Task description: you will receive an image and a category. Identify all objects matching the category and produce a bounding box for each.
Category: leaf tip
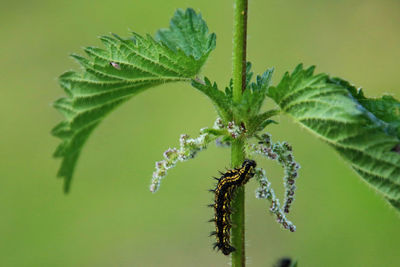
[63,178,71,194]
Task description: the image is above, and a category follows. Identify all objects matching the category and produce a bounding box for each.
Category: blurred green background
[1,0,400,266]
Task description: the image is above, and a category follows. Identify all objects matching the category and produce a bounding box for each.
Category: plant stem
[231,139,245,266]
[232,0,248,100]
[231,0,248,266]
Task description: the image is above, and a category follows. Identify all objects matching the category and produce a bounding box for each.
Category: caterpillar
[209,159,257,255]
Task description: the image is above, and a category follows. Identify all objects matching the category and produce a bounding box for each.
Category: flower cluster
[150,117,230,193]
[248,133,300,214]
[150,131,211,193]
[212,117,247,147]
[226,120,246,139]
[213,117,225,130]
[254,168,296,232]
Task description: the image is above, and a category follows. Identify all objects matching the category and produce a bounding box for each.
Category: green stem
[231,0,248,266]
[231,139,245,266]
[232,0,248,101]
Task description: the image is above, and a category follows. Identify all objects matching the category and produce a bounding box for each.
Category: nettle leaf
[236,63,273,117]
[156,8,216,65]
[331,78,400,138]
[268,64,400,211]
[191,77,232,120]
[247,109,279,135]
[192,63,276,134]
[52,8,216,192]
[239,65,275,134]
[231,63,276,134]
[192,64,255,121]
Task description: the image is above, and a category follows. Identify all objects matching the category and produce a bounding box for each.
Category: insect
[209,159,257,255]
[109,61,121,70]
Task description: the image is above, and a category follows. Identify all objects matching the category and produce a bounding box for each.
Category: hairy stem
[232,0,248,100]
[231,139,245,266]
[231,0,248,266]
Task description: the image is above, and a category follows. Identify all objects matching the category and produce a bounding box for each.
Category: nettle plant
[52,2,400,266]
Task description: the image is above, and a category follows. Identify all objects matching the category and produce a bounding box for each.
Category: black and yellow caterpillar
[209,159,257,255]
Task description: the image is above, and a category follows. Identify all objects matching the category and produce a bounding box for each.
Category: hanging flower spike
[150,133,211,193]
[249,133,300,214]
[150,118,225,193]
[254,168,296,232]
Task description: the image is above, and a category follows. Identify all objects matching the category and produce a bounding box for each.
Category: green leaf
[191,77,232,120]
[52,8,216,193]
[224,63,274,121]
[156,8,216,64]
[239,64,275,133]
[248,110,279,135]
[192,63,276,132]
[239,64,274,118]
[331,77,400,138]
[268,64,400,211]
